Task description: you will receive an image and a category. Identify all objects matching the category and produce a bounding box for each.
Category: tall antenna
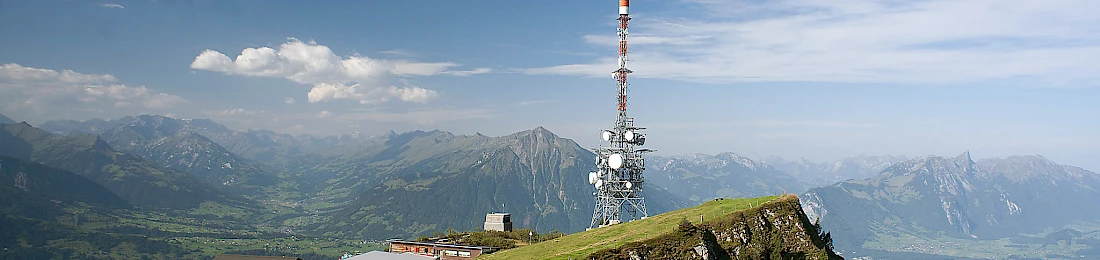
[589,0,653,229]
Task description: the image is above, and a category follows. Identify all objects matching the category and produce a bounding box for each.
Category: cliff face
[589,194,842,260]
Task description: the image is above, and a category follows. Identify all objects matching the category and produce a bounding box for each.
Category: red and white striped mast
[615,0,631,116]
[590,0,652,229]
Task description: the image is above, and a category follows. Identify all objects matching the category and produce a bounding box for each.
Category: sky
[1,0,1098,171]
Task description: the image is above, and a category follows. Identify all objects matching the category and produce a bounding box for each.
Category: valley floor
[856,220,1100,259]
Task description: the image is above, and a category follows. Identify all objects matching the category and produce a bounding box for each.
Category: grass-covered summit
[483,194,840,259]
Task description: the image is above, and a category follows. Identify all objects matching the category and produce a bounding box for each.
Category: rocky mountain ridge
[765,155,908,187]
[314,126,689,239]
[0,113,14,124]
[802,151,1100,258]
[647,152,807,203]
[97,115,280,196]
[40,116,382,169]
[0,122,247,209]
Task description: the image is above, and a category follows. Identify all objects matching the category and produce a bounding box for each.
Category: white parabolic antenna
[626,181,633,189]
[589,172,598,184]
[602,131,612,142]
[609,153,624,169]
[624,131,634,141]
[595,179,604,188]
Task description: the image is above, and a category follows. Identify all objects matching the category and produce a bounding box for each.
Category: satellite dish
[636,135,645,146]
[595,179,604,188]
[589,172,598,184]
[601,131,612,142]
[609,153,624,169]
[625,181,633,189]
[624,131,634,141]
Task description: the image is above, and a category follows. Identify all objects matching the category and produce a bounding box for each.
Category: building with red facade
[386,240,499,259]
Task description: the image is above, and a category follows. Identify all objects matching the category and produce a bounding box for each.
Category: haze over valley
[2,1,1099,259]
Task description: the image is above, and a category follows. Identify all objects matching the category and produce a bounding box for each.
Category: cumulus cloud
[99,3,125,9]
[191,38,487,104]
[190,39,398,84]
[317,110,333,118]
[306,82,437,104]
[0,63,189,121]
[527,0,1100,86]
[284,97,296,104]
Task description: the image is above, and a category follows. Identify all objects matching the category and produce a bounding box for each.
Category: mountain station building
[386,240,499,259]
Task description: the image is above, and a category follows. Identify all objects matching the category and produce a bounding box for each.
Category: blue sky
[1,0,1098,171]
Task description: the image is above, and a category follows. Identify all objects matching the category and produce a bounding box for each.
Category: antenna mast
[589,0,653,229]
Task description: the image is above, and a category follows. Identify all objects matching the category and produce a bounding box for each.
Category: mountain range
[646,153,807,203]
[28,115,693,239]
[40,116,378,171]
[765,155,908,187]
[8,111,1100,259]
[0,122,248,209]
[97,115,283,196]
[311,127,690,238]
[803,152,1100,258]
[0,113,14,124]
[0,155,128,219]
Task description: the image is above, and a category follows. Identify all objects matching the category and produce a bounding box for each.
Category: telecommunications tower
[588,0,653,229]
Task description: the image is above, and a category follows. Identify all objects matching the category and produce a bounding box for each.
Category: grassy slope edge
[481,196,780,260]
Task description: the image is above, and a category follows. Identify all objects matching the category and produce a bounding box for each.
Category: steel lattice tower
[588,0,653,229]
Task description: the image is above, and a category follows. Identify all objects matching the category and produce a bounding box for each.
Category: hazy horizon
[2,0,1097,171]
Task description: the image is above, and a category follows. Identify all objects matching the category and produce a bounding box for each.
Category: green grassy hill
[481,196,779,260]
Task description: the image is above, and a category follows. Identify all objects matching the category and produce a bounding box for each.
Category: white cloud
[527,0,1100,86]
[441,68,493,76]
[317,110,333,118]
[379,49,417,57]
[392,61,458,76]
[306,82,437,104]
[218,108,264,116]
[284,97,296,104]
[191,38,486,104]
[0,63,117,83]
[0,63,189,121]
[99,3,125,9]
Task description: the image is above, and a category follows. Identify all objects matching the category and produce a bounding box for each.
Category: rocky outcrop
[589,194,842,260]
